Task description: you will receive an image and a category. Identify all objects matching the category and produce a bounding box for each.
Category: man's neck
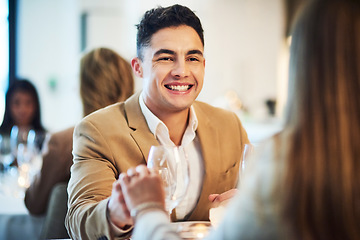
[158,109,189,146]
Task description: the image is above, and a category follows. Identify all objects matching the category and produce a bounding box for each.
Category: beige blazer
[66,92,249,240]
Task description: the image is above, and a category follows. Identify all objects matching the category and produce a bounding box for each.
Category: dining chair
[40,182,69,239]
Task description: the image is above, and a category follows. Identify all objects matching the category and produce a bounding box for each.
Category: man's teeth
[166,85,191,91]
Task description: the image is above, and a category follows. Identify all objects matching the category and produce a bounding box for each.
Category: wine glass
[147,145,190,215]
[0,134,13,172]
[239,143,254,183]
[10,125,40,189]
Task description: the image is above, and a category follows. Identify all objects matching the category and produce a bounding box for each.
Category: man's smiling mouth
[165,84,193,91]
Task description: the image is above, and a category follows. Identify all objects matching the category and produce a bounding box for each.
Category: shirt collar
[139,93,162,137]
[139,92,198,145]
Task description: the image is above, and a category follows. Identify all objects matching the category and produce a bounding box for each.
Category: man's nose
[171,60,189,78]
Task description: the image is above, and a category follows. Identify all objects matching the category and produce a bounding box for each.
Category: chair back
[40,182,69,239]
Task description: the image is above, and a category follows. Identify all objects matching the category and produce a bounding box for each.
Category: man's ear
[131,57,143,78]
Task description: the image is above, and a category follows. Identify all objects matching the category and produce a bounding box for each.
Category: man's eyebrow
[154,49,175,56]
[153,49,204,57]
[187,50,203,56]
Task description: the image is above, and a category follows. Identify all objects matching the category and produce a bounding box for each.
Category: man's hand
[209,189,238,207]
[107,179,133,229]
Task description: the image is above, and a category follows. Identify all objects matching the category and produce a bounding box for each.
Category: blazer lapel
[124,92,159,163]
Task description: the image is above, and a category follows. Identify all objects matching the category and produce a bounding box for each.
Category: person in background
[0,79,46,165]
[118,0,360,239]
[0,79,46,141]
[66,4,249,240]
[24,47,134,216]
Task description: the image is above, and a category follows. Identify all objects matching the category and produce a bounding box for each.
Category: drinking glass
[0,134,13,172]
[10,125,40,189]
[239,144,254,183]
[147,145,190,215]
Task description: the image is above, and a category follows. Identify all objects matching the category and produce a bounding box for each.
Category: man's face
[134,25,205,118]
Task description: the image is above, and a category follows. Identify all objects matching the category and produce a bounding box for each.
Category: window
[0,0,9,119]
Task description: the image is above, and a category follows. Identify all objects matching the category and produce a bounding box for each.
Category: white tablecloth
[0,169,45,240]
[0,195,28,214]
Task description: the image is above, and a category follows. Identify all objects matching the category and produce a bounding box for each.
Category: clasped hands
[107,165,165,229]
[107,164,238,229]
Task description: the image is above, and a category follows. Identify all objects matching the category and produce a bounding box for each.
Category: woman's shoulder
[54,127,75,137]
[47,127,75,147]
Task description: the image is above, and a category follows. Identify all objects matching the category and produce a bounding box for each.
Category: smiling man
[66,4,249,240]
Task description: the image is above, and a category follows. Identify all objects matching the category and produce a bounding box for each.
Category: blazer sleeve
[65,99,153,240]
[65,119,120,240]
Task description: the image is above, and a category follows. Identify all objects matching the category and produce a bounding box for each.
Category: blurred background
[1,0,305,143]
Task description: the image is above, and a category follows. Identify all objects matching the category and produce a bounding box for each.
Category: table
[0,168,45,240]
[0,214,45,240]
[0,195,28,214]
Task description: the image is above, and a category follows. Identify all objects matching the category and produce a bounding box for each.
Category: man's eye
[158,57,173,61]
[188,57,199,62]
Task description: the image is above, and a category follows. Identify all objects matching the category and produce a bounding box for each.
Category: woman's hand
[119,165,165,213]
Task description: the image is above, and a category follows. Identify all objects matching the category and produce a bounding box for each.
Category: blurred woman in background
[0,79,45,135]
[0,79,46,165]
[25,47,135,216]
[118,0,360,239]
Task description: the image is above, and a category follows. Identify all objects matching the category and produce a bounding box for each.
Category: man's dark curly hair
[136,4,204,60]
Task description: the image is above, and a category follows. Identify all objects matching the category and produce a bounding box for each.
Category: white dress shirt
[139,93,204,219]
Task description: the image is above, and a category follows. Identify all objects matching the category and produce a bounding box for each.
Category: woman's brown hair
[80,47,134,116]
[280,0,360,239]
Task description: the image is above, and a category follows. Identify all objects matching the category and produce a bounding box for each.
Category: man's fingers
[208,194,219,202]
[128,168,138,177]
[112,180,122,192]
[135,164,149,177]
[220,189,238,201]
[119,172,130,184]
[209,189,238,204]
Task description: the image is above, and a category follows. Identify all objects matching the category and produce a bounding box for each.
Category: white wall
[16,0,287,135]
[17,0,81,132]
